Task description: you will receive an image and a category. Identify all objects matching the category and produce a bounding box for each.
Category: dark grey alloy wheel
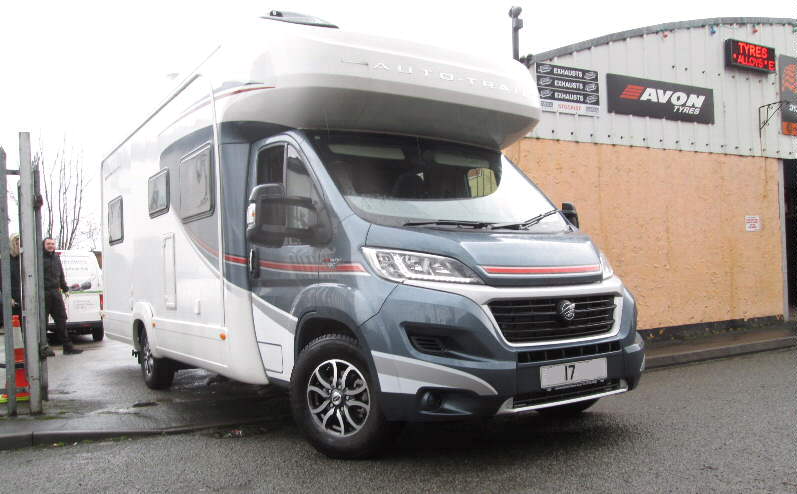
[290,334,397,459]
[139,328,175,390]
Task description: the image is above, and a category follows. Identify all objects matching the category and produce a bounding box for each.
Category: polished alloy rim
[142,338,154,377]
[307,359,370,437]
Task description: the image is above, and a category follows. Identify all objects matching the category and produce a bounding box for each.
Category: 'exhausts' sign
[606,74,714,124]
[536,63,600,117]
[779,55,797,136]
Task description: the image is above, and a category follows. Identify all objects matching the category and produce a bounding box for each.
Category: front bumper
[362,280,644,421]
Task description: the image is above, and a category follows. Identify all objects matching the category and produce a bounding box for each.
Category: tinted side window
[108,196,124,244]
[148,169,170,217]
[285,146,319,232]
[179,146,214,221]
[257,145,284,185]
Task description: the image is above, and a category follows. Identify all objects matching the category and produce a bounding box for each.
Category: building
[507,17,797,338]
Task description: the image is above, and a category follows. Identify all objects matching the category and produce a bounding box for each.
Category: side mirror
[246,183,326,246]
[561,202,579,228]
[247,183,287,247]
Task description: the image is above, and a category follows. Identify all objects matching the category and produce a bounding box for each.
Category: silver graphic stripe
[372,351,497,396]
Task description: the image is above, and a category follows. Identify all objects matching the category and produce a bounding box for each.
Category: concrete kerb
[0,418,272,451]
[644,336,796,369]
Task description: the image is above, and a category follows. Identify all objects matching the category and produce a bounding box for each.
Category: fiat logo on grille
[557,300,576,322]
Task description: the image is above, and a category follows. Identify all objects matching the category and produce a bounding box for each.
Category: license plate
[540,358,607,389]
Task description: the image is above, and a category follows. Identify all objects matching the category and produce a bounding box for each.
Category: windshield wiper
[490,209,561,230]
[403,219,494,229]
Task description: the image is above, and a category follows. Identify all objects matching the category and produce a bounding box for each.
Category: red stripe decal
[220,86,275,97]
[320,264,366,273]
[258,261,366,273]
[224,254,247,264]
[482,265,601,275]
[260,260,317,272]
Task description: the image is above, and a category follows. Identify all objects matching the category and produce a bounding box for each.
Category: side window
[179,145,214,222]
[285,145,319,232]
[256,145,286,227]
[108,196,124,245]
[256,145,284,185]
[254,143,321,244]
[148,169,170,218]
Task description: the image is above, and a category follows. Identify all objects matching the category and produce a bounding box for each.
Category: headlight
[362,248,483,284]
[599,251,614,280]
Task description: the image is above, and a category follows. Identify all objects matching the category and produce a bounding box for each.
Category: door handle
[249,249,260,279]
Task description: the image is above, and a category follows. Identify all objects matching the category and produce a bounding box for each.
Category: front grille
[513,379,623,408]
[518,341,621,363]
[488,294,616,344]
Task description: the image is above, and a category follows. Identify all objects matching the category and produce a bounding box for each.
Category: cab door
[246,136,326,373]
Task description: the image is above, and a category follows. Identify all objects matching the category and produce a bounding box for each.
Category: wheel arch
[295,310,367,357]
[131,301,156,352]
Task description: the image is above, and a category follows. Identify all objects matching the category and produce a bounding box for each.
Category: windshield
[308,132,569,233]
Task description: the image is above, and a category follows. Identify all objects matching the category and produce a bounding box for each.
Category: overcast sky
[0,0,794,241]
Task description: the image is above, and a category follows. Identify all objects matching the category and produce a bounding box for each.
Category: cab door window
[255,143,322,244]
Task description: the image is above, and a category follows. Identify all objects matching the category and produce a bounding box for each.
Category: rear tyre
[290,334,396,459]
[92,325,104,342]
[139,328,175,390]
[537,398,598,417]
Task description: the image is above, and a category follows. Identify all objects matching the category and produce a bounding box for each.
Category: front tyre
[290,334,395,459]
[139,328,175,390]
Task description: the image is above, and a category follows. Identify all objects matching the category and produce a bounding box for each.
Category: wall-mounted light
[709,25,717,35]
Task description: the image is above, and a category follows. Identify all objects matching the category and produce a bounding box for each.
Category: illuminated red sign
[725,39,776,73]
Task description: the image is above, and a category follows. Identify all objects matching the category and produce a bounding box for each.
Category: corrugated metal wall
[529,19,796,159]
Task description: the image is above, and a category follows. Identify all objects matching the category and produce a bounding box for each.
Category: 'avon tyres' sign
[606,74,714,124]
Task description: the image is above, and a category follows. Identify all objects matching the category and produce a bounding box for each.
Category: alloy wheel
[306,359,370,437]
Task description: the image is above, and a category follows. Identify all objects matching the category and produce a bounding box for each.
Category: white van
[49,250,104,342]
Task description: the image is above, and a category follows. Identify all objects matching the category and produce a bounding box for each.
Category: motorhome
[101,12,644,458]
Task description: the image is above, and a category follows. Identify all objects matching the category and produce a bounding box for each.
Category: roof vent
[262,10,338,29]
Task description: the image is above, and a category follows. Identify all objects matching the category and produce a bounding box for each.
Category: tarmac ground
[1,324,795,450]
[0,347,794,493]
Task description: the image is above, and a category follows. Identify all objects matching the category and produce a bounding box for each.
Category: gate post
[0,147,17,415]
[19,132,44,414]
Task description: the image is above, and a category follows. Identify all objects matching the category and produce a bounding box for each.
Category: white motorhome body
[101,16,539,385]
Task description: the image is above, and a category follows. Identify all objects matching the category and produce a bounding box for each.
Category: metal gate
[1,132,48,415]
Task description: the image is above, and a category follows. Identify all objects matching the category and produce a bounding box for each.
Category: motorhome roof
[206,18,541,149]
[104,16,541,161]
[261,10,338,29]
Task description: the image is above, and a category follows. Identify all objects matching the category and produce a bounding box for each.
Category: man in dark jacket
[43,237,82,355]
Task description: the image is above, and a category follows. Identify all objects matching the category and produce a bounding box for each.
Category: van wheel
[290,334,395,459]
[139,329,175,390]
[92,325,104,342]
[537,398,598,417]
